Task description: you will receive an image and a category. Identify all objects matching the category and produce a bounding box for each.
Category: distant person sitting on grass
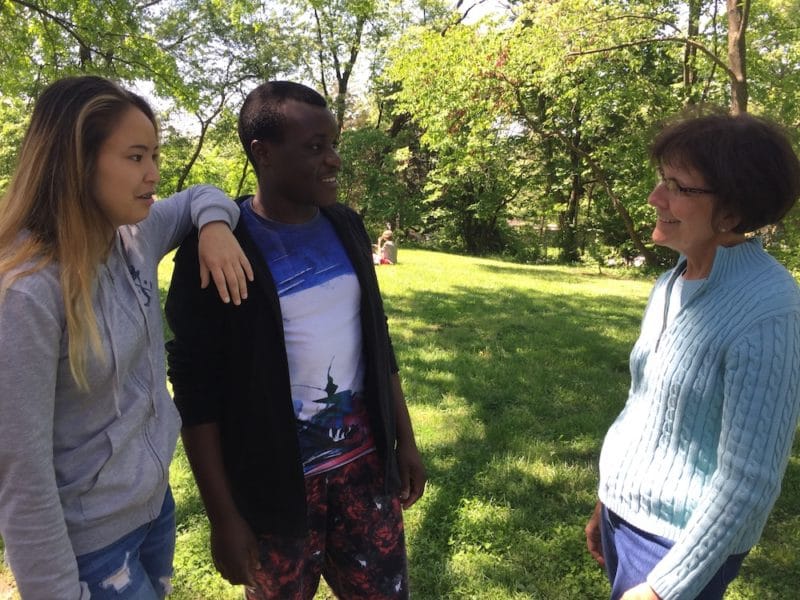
[378,229,397,264]
[585,110,800,600]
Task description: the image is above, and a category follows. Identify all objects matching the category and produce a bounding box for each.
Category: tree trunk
[582,153,659,266]
[726,0,749,114]
[235,158,250,198]
[176,119,209,192]
[511,84,657,265]
[683,0,700,100]
[560,147,583,263]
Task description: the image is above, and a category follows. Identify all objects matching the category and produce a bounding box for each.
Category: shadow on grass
[387,281,800,599]
[388,283,642,598]
[733,449,800,598]
[475,262,659,282]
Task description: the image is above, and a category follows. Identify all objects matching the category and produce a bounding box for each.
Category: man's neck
[251,190,319,224]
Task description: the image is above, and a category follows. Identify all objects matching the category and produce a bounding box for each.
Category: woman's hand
[621,583,661,600]
[585,500,605,567]
[198,222,254,305]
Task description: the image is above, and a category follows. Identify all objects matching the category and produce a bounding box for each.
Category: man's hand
[585,500,605,567]
[396,439,426,509]
[198,221,254,305]
[209,513,261,586]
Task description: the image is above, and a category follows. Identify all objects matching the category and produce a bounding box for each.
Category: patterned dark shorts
[246,451,408,600]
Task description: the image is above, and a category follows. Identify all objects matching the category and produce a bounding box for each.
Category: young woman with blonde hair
[0,75,252,599]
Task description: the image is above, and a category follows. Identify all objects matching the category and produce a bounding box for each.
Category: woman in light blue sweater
[585,112,800,600]
[0,77,252,598]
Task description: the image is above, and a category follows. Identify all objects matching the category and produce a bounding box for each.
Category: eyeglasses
[657,169,715,196]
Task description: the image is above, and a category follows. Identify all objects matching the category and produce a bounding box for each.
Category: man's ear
[251,139,269,167]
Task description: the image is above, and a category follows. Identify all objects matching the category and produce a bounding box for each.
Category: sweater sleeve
[0,286,89,599]
[648,311,800,599]
[137,184,239,259]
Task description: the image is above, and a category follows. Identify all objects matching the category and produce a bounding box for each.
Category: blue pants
[76,488,176,599]
[600,506,747,600]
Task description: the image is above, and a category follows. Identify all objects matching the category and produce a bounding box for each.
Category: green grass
[3,247,799,599]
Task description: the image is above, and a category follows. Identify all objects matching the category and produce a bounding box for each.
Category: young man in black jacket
[165,81,425,599]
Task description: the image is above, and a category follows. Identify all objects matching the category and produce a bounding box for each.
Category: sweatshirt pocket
[79,416,162,523]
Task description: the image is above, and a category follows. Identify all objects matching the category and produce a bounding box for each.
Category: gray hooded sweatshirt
[0,185,238,598]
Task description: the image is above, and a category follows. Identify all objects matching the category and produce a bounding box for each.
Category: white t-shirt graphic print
[242,203,374,475]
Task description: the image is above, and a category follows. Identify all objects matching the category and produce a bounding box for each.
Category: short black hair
[650,110,800,233]
[238,81,327,167]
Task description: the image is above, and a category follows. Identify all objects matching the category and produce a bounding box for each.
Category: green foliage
[765,204,800,277]
[745,0,800,126]
[486,0,683,262]
[338,127,412,229]
[379,0,800,264]
[386,23,535,254]
[159,110,255,198]
[0,97,27,194]
[0,0,297,201]
[0,0,180,96]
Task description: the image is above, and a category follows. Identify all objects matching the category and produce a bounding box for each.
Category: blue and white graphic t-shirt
[242,201,374,476]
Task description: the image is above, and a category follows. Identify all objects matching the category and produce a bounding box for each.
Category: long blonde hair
[0,76,158,389]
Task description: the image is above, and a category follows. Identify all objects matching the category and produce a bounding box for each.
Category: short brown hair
[650,111,800,233]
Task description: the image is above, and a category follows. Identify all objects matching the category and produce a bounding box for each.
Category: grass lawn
[2,247,799,599]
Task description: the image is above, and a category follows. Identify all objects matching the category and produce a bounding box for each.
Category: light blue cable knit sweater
[598,238,800,600]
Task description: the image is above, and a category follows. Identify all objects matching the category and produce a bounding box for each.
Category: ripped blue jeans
[76,488,175,599]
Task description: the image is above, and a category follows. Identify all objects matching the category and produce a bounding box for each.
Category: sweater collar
[675,237,763,286]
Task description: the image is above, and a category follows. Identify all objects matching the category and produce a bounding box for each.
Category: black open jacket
[165,199,400,537]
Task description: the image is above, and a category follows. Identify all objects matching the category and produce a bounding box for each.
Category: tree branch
[568,36,737,82]
[12,0,91,54]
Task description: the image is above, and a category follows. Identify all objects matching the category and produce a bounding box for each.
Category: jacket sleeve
[648,311,800,599]
[165,228,229,426]
[137,184,240,260]
[0,285,89,599]
[345,208,399,373]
